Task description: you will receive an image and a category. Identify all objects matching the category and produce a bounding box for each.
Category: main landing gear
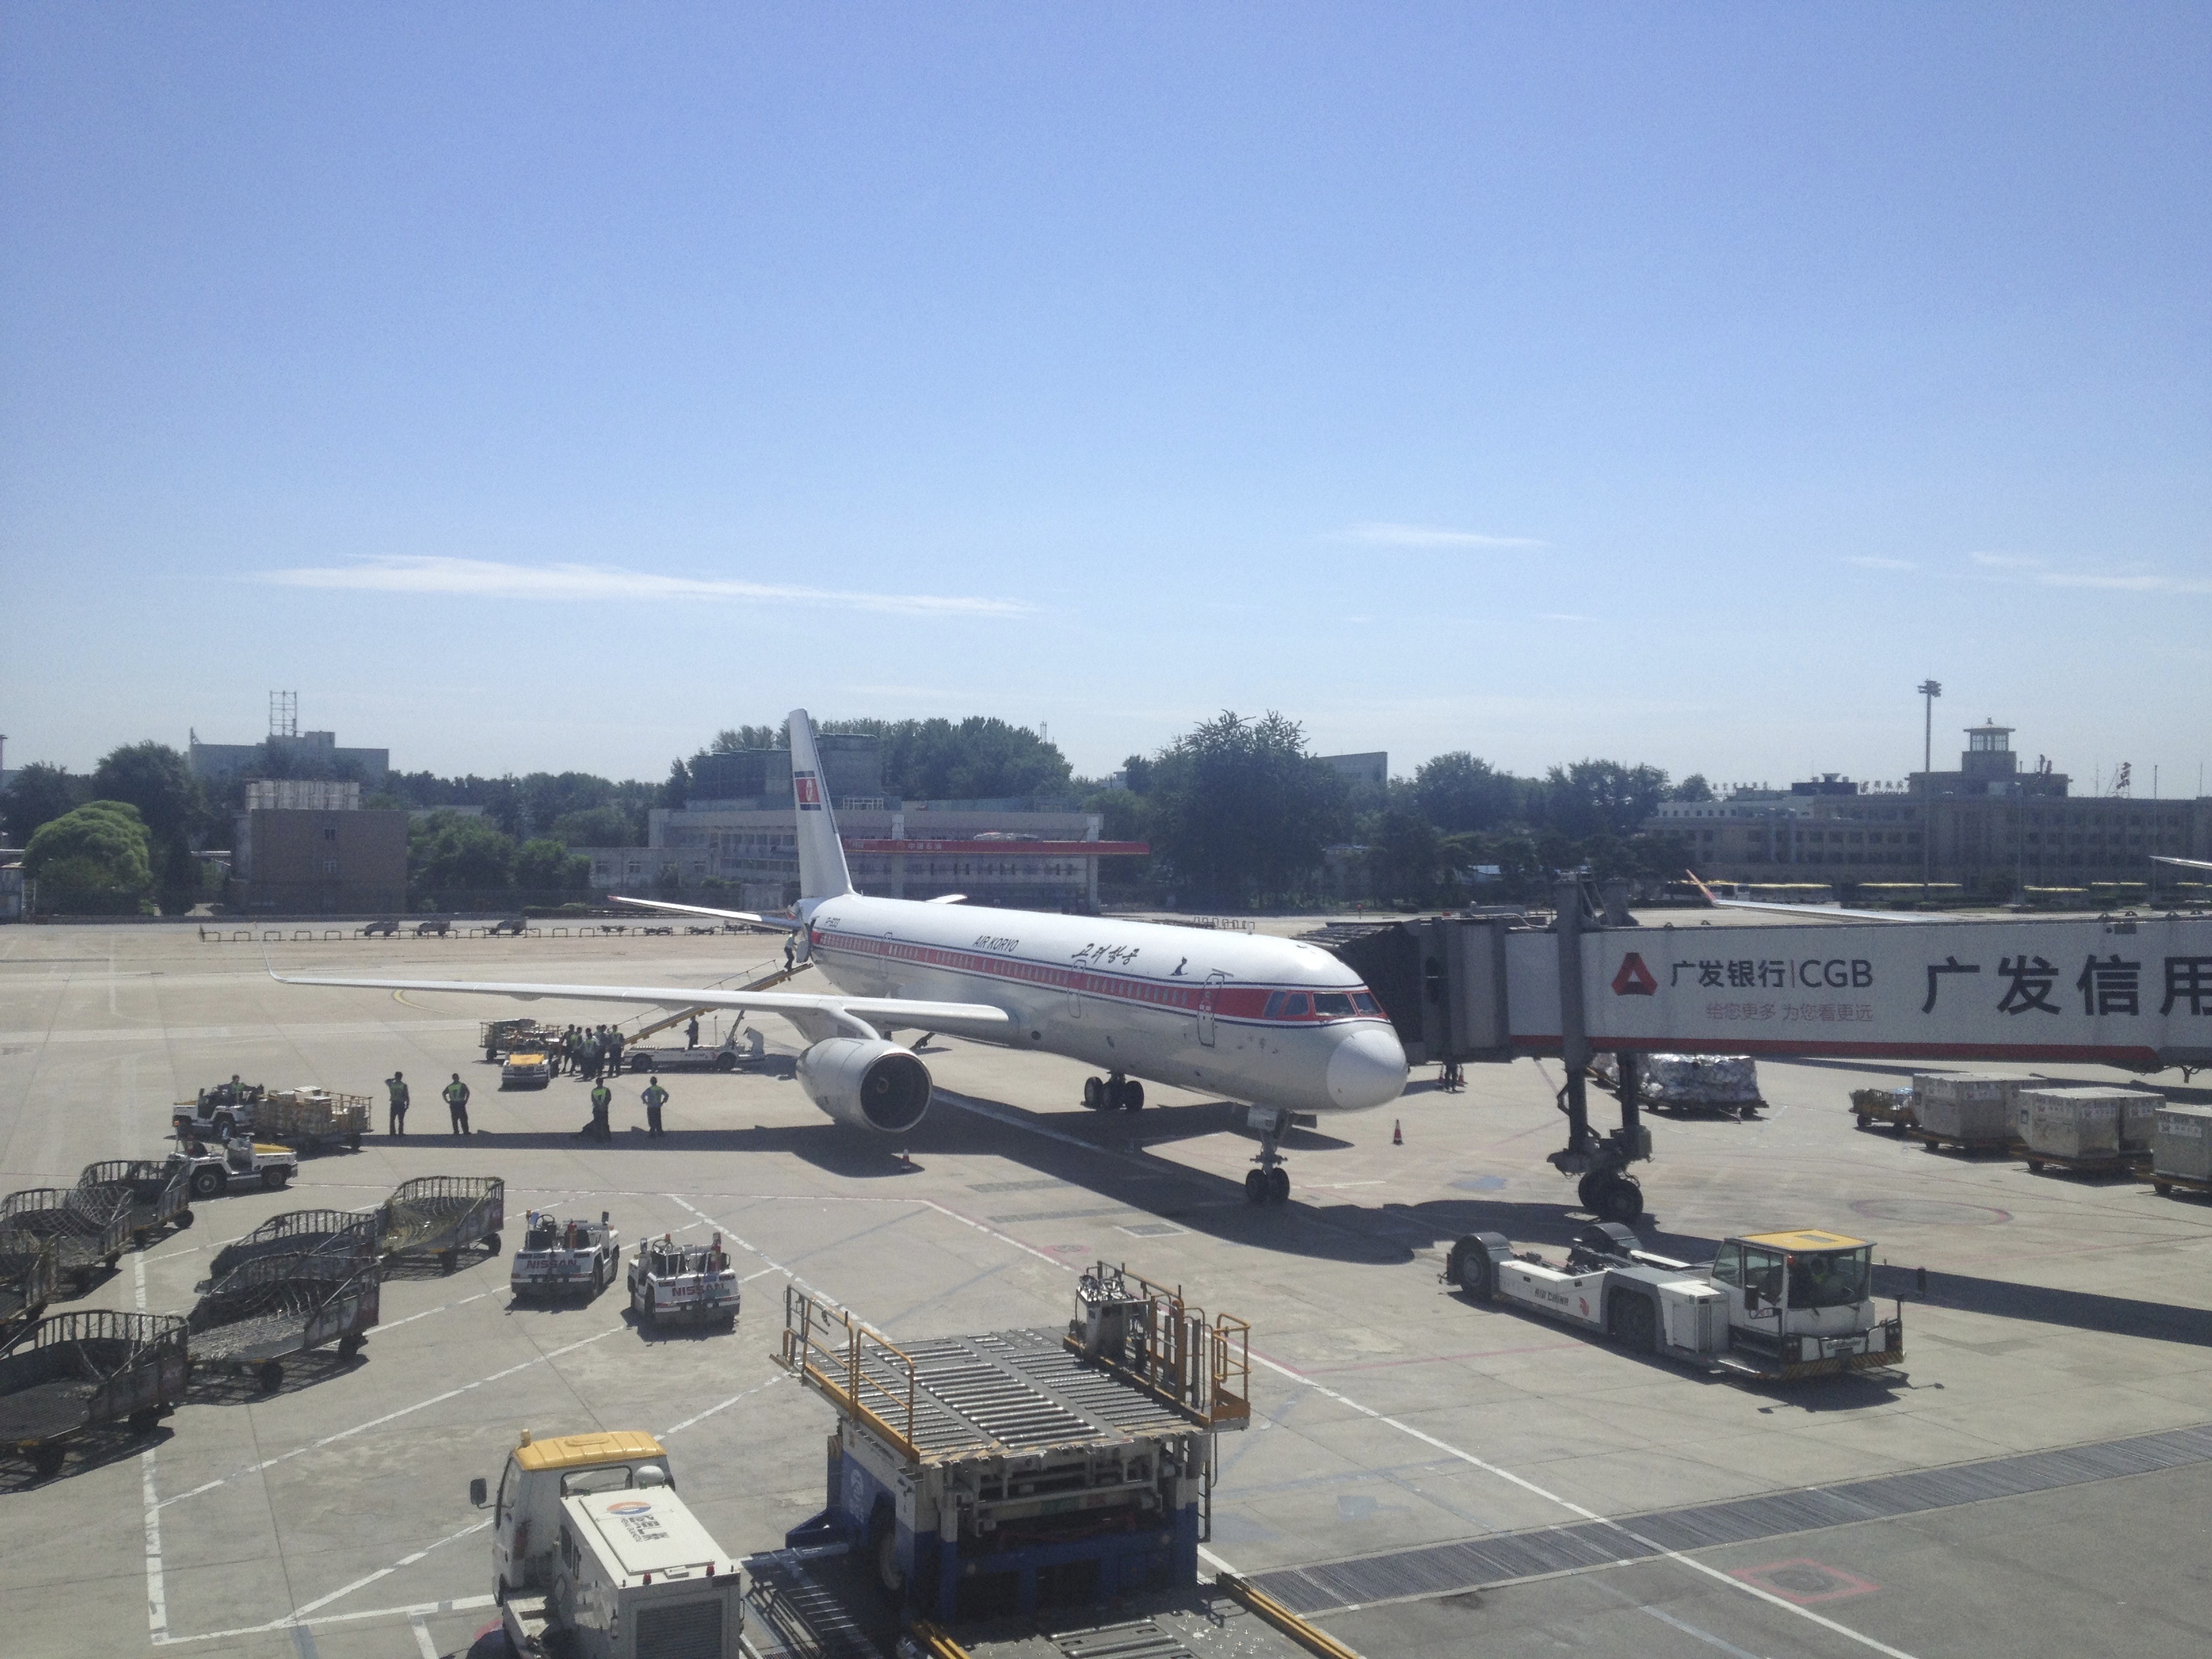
[1081,1071,1145,1112]
[1243,1106,1292,1206]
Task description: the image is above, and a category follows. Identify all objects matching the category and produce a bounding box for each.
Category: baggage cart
[1615,1053,1765,1120]
[0,1187,130,1289]
[480,1017,548,1063]
[75,1160,194,1246]
[378,1176,505,1273]
[0,1310,189,1479]
[1850,1086,1917,1135]
[626,1029,768,1073]
[209,1208,381,1282]
[257,1088,370,1154]
[1,1232,58,1340]
[185,1250,380,1393]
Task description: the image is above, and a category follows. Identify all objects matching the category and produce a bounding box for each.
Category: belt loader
[476,1429,744,1659]
[1448,1223,1904,1381]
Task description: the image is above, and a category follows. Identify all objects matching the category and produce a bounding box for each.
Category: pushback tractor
[1448,1223,1904,1382]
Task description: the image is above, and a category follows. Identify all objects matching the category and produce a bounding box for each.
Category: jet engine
[798,1038,933,1133]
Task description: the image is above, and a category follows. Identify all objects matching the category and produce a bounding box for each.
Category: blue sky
[3,4,2207,794]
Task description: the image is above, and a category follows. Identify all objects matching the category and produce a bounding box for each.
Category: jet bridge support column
[1546,878,1650,1225]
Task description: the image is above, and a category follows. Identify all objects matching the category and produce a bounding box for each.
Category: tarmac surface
[4,918,2212,1659]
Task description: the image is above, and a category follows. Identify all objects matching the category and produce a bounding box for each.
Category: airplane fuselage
[800,893,1410,1116]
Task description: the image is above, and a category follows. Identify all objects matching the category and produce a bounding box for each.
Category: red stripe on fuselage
[811,929,1387,1028]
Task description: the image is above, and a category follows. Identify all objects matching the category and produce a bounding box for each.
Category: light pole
[1917,680,1942,896]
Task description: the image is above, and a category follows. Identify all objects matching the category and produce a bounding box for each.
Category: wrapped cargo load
[2019,1088,2127,1162]
[1912,1074,2018,1143]
[2118,1092,2163,1153]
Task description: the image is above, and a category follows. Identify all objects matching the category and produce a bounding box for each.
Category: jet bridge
[1330,887,2212,1222]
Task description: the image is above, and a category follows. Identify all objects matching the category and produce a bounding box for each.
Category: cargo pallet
[2152,1170,2212,1200]
[0,1310,188,1479]
[2022,1149,2153,1178]
[775,1263,1250,1624]
[1904,1128,2016,1158]
[210,1208,381,1282]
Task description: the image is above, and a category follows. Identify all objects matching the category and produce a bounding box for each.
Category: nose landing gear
[1241,1105,1294,1205]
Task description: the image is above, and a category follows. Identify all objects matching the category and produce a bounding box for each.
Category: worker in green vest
[386,1071,409,1136]
[640,1077,669,1138]
[581,1080,613,1141]
[443,1072,472,1136]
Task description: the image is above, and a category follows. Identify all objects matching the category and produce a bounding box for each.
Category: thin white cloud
[256,555,1033,617]
[1969,551,2045,569]
[1345,522,1548,550]
[1844,556,1915,571]
[2036,571,2212,594]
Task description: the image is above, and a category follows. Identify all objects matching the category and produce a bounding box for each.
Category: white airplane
[275,710,1409,1203]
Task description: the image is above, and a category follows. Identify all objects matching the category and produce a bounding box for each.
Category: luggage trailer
[1448,1223,1906,1382]
[775,1264,1250,1622]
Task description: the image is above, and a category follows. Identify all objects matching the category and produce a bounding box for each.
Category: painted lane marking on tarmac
[163,1594,497,1646]
[153,1325,624,1512]
[137,1252,169,1645]
[283,1515,494,1624]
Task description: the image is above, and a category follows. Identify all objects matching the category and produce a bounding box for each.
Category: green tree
[1413,752,1527,833]
[24,801,155,913]
[514,838,592,892]
[408,811,516,893]
[91,741,205,912]
[1,762,87,845]
[1368,806,1443,907]
[550,805,642,847]
[1534,760,1671,841]
[710,724,782,753]
[1147,712,1348,908]
[1668,773,1715,802]
[877,718,1071,801]
[661,758,691,808]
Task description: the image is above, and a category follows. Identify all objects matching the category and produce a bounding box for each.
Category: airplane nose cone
[1327,1024,1410,1110]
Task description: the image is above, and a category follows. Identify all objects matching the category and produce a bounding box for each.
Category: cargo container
[2152,1103,2212,1197]
[1911,1074,2018,1144]
[2019,1088,2144,1172]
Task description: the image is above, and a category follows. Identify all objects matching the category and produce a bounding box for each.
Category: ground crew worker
[640,1077,669,1137]
[583,1080,613,1141]
[443,1071,472,1136]
[386,1071,410,1136]
[685,1015,700,1050]
[783,937,796,974]
[607,1029,626,1075]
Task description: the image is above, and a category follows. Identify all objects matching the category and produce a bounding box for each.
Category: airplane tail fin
[788,708,855,901]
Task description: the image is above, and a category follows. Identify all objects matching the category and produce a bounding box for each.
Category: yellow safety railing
[775,1284,920,1462]
[1070,1263,1250,1429]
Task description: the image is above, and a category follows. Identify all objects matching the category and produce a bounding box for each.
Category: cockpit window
[1311,993,1354,1018]
[1351,991,1382,1016]
[1280,993,1310,1018]
[1263,992,1286,1019]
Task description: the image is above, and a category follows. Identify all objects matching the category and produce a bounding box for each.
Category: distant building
[687,735,883,806]
[581,801,1143,912]
[190,729,390,787]
[1321,752,1389,792]
[1651,723,2211,894]
[231,796,407,914]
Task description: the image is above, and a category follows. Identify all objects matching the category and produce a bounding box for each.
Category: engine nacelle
[798,1038,933,1133]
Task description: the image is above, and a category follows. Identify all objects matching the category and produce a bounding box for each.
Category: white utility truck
[1447,1222,1904,1381]
[510,1212,621,1302]
[626,1233,739,1328]
[478,1429,743,1659]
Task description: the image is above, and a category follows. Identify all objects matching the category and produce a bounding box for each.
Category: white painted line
[1243,1347,1921,1659]
[409,1613,440,1659]
[661,1373,785,1439]
[285,1516,492,1622]
[377,1290,493,1330]
[157,1326,624,1511]
[164,1593,497,1645]
[135,1252,171,1645]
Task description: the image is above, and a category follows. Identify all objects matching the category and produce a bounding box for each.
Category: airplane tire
[1592,1176,1644,1226]
[1244,1170,1265,1205]
[1082,1078,1105,1111]
[1575,1172,1600,1211]
[1122,1081,1145,1111]
[1267,1168,1290,1204]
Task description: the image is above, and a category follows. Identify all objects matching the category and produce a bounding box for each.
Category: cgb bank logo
[1611,953,1658,996]
[794,771,823,811]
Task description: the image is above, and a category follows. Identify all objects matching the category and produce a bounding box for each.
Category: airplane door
[1197,972,1227,1047]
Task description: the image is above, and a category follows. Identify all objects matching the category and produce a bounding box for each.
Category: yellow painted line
[1214,1572,1366,1659]
[907,1619,972,1659]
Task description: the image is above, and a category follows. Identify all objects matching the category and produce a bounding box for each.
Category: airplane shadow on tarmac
[405,1083,2212,1353]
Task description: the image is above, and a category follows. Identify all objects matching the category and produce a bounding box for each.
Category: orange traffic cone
[1392,1119,1403,1145]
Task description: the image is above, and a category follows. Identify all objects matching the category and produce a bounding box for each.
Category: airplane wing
[270,970,1010,1045]
[611,894,804,931]
[1685,869,1934,923]
[2154,856,2212,874]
